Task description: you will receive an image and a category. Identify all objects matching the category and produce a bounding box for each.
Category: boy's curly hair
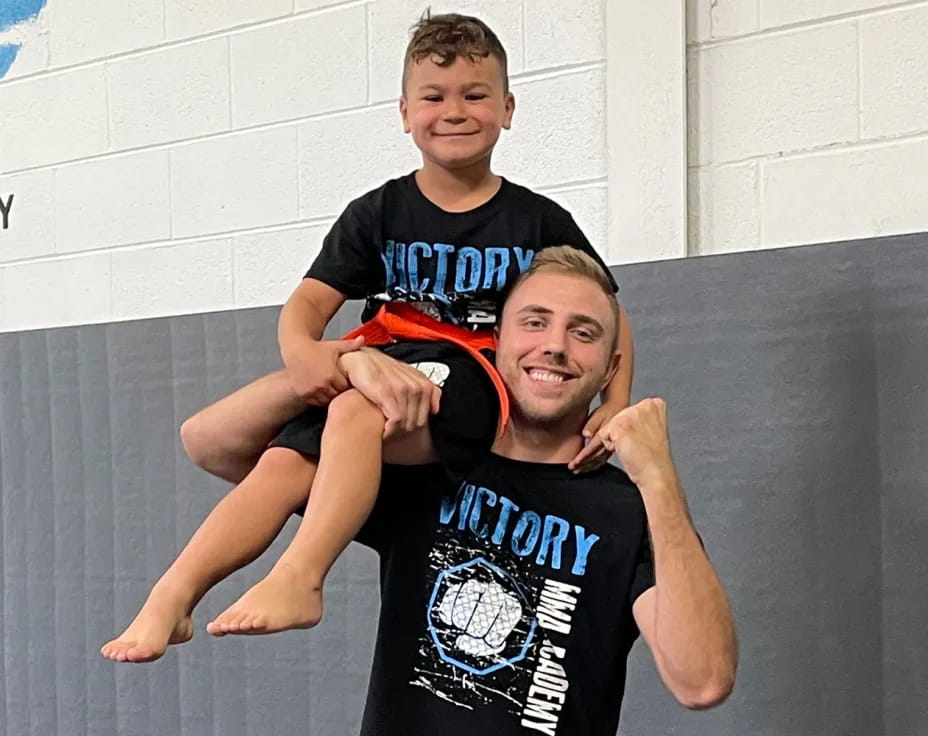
[402,10,509,94]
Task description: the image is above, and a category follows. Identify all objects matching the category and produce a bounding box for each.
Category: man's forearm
[640,470,737,705]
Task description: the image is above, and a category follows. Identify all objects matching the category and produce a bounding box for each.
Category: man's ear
[493,325,500,349]
[399,97,410,133]
[600,350,621,392]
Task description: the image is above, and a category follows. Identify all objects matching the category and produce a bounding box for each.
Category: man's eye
[573,329,594,341]
[525,319,544,329]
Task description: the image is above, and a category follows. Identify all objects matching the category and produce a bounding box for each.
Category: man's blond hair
[506,246,620,351]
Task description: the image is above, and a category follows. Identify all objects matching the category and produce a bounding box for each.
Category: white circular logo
[412,361,451,387]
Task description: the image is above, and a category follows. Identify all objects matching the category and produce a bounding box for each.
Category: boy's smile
[400,55,515,171]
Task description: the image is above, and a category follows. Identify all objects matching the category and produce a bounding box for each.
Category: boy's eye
[424,95,442,102]
[466,94,488,101]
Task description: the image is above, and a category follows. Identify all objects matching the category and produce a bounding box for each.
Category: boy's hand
[568,400,626,473]
[338,349,441,437]
[285,336,365,405]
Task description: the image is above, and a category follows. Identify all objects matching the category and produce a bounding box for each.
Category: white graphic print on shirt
[412,480,601,735]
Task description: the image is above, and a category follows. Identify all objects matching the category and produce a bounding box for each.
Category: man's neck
[491,414,585,465]
[415,160,500,212]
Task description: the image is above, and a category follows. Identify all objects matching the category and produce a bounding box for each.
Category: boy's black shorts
[269,340,499,479]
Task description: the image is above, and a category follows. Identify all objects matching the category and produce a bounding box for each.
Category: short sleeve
[355,464,438,552]
[355,473,394,552]
[305,194,384,299]
[540,200,619,293]
[629,524,655,607]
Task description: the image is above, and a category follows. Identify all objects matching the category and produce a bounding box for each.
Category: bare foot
[101,584,194,663]
[207,563,322,636]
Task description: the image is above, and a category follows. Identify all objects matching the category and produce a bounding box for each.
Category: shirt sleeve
[629,524,656,607]
[355,464,436,552]
[354,509,385,552]
[354,463,407,552]
[305,193,384,299]
[540,200,620,293]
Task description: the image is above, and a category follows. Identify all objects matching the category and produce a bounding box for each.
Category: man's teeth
[529,370,565,383]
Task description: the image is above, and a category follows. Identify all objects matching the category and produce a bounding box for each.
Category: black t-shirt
[306,173,618,326]
[357,454,655,736]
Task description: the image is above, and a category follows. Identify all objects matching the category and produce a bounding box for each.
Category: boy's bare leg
[208,389,434,636]
[180,370,307,484]
[101,447,317,663]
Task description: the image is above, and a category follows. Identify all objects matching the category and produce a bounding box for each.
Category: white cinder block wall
[0,0,609,331]
[1,1,927,332]
[688,0,928,255]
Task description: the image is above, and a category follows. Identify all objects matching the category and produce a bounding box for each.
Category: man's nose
[541,331,568,360]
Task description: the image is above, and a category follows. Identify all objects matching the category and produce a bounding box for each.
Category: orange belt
[342,303,509,435]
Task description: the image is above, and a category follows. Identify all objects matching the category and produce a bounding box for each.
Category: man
[347,247,737,734]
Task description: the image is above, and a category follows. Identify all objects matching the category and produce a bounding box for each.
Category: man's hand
[596,398,676,488]
[284,336,365,405]
[338,348,441,437]
[568,400,626,473]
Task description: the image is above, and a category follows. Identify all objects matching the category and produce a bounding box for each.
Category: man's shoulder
[578,463,643,502]
[380,462,452,494]
[470,454,639,498]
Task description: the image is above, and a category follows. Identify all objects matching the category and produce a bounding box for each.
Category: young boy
[102,11,634,663]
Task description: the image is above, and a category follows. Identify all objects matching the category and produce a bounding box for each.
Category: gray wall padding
[1,233,926,736]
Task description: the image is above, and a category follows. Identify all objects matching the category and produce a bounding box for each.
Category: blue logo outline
[426,556,537,676]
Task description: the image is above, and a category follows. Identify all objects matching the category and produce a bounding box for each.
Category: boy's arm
[538,200,630,472]
[569,303,634,472]
[278,278,361,406]
[604,303,633,407]
[281,191,382,405]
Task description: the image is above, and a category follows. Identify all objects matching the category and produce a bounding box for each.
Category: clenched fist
[597,398,675,488]
[437,578,522,658]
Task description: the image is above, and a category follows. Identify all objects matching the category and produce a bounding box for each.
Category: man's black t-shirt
[357,455,655,736]
[306,173,618,327]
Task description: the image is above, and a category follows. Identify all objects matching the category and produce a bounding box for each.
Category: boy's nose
[442,100,467,122]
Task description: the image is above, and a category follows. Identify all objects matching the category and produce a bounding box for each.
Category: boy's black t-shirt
[306,173,618,327]
[356,454,655,736]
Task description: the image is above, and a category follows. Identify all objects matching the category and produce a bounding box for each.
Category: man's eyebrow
[516,305,605,332]
[570,314,606,334]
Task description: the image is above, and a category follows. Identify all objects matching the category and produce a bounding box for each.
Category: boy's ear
[399,97,411,133]
[502,92,515,130]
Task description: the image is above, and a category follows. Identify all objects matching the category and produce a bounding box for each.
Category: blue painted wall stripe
[0,0,47,33]
[0,44,21,78]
